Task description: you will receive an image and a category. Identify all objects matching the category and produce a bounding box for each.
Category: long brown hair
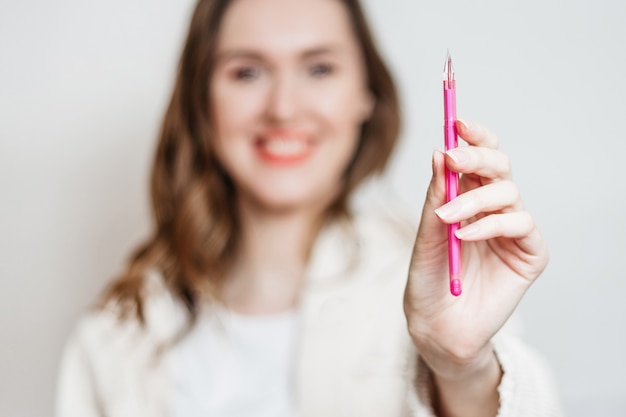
[101,0,401,324]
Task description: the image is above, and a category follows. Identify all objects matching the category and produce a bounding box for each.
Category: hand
[404,119,549,383]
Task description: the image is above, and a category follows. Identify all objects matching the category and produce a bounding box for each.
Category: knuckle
[519,211,535,231]
[502,180,519,200]
[502,153,512,174]
[488,129,500,148]
[491,180,518,206]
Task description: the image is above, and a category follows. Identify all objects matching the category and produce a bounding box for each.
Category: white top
[55,208,563,416]
[171,309,298,417]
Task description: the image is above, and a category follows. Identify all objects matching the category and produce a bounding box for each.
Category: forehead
[216,0,357,54]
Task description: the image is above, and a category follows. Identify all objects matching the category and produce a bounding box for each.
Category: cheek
[310,82,370,130]
[209,88,255,172]
[310,86,366,174]
[211,83,266,135]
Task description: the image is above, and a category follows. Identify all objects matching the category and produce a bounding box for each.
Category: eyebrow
[214,45,345,64]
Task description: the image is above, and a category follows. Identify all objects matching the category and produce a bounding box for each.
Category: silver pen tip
[443,49,454,80]
[444,50,453,71]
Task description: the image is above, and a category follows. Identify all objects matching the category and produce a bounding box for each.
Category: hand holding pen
[403,51,550,413]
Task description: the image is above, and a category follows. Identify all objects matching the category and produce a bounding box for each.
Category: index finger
[456,119,499,149]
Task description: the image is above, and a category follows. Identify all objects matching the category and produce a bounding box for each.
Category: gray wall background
[1,0,624,415]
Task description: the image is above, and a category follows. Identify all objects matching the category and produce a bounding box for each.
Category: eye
[232,66,261,81]
[309,63,334,78]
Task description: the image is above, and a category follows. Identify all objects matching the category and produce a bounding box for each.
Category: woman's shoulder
[67,271,185,360]
[57,271,181,414]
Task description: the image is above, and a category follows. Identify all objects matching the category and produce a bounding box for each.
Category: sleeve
[406,333,563,417]
[491,334,563,417]
[55,328,103,417]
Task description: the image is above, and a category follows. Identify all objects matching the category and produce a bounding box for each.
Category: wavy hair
[101,0,401,324]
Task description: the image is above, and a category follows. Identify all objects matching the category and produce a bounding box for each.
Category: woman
[56,0,561,416]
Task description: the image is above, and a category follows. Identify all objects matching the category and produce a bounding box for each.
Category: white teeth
[263,139,307,157]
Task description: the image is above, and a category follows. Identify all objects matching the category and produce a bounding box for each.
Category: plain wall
[1,0,625,415]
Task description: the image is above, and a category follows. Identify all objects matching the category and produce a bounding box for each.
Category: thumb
[406,149,450,307]
[415,149,448,250]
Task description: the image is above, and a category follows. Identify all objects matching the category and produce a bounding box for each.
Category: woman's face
[211,0,373,213]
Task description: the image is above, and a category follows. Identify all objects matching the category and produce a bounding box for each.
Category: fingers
[436,120,535,249]
[447,120,510,183]
[454,211,535,241]
[434,180,522,223]
[456,119,499,149]
[446,146,511,181]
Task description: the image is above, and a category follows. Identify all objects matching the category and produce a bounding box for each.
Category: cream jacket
[56,209,562,416]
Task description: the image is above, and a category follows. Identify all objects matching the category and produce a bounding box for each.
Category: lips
[255,129,314,164]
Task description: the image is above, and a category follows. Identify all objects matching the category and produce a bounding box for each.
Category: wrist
[432,345,501,385]
[435,343,499,383]
[409,324,498,381]
[430,349,502,417]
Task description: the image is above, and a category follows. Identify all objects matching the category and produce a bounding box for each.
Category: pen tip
[443,49,454,76]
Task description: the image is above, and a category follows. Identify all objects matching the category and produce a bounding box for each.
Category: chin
[244,185,334,215]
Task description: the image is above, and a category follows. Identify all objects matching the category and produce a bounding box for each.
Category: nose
[265,73,300,123]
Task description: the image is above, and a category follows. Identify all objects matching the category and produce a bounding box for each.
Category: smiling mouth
[255,130,314,164]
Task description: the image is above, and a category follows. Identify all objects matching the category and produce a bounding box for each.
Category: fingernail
[455,223,479,239]
[446,148,468,165]
[434,201,461,220]
[431,148,443,177]
[457,119,472,131]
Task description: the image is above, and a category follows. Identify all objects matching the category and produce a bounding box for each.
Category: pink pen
[443,50,462,296]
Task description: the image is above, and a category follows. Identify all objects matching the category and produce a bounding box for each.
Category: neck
[239,204,316,274]
[220,198,326,314]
